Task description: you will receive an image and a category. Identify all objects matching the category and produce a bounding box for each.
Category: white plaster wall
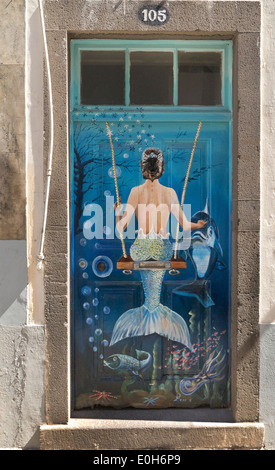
[25,0,45,324]
[0,241,27,325]
[260,0,275,325]
[0,326,45,449]
[258,0,275,450]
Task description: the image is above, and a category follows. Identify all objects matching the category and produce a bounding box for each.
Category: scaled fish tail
[110,303,192,348]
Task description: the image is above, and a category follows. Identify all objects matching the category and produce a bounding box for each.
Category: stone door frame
[41,1,262,447]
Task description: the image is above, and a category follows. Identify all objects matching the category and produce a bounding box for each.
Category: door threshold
[40,412,265,450]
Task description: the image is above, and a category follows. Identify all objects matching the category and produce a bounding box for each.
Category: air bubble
[83,302,90,310]
[92,256,113,278]
[108,166,121,178]
[103,306,110,315]
[81,286,91,296]
[92,298,99,307]
[95,328,102,336]
[86,318,93,325]
[78,258,88,269]
[103,226,112,236]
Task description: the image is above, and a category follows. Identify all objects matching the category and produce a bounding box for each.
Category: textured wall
[0,0,28,326]
[0,0,26,240]
[0,326,44,449]
[260,0,275,324]
[258,0,275,450]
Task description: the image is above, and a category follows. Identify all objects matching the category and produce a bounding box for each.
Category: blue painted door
[71,40,232,410]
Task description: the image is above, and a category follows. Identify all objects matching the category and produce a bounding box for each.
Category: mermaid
[110,148,206,348]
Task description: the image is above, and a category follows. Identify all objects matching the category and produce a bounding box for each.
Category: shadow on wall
[0,240,27,325]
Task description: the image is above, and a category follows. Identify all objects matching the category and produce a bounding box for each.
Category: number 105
[141,8,167,23]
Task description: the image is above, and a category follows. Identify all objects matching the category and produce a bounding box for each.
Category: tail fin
[173,280,215,308]
[110,304,191,348]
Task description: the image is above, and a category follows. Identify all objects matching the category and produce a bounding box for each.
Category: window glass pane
[178,52,222,106]
[81,51,125,105]
[130,52,173,105]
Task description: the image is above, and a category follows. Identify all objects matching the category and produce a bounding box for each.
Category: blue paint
[70,39,232,410]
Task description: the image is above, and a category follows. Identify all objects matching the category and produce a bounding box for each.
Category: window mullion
[173,49,178,106]
[125,49,130,106]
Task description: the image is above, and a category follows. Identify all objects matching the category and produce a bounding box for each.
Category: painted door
[71,40,232,410]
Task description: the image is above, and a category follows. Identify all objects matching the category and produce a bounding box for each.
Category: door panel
[71,114,231,409]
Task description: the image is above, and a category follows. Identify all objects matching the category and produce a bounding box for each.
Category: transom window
[72,40,232,110]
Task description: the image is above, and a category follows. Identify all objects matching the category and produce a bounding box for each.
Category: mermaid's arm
[170,189,206,231]
[115,188,138,234]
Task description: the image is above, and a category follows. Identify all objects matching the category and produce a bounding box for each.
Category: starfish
[143,396,159,406]
[89,390,118,401]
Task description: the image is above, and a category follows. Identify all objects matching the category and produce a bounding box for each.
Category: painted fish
[103,349,152,377]
[173,200,226,307]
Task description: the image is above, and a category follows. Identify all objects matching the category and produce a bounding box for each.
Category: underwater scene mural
[71,109,231,410]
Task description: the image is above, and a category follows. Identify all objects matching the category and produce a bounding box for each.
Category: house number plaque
[138,4,170,25]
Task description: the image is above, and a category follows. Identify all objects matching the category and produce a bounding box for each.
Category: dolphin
[103,349,152,377]
[173,200,226,308]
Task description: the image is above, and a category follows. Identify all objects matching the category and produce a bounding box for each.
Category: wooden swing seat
[117,255,186,271]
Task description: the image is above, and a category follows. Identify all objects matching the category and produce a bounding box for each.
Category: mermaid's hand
[196,220,207,228]
[114,198,123,215]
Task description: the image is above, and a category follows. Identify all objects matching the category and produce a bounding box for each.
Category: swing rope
[106,120,202,264]
[173,122,202,260]
[106,122,128,259]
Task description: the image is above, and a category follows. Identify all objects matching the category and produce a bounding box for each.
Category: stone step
[40,417,264,450]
